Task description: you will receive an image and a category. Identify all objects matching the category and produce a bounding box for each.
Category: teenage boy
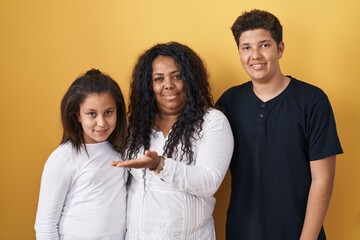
[217,9,343,240]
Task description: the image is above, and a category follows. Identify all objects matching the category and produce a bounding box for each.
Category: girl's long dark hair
[126,42,213,164]
[60,69,127,155]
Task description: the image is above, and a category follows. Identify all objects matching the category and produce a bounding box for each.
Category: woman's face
[152,56,186,116]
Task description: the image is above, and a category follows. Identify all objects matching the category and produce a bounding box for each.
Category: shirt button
[259,114,264,118]
[262,104,265,108]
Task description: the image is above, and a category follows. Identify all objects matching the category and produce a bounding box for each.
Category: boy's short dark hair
[231,9,283,47]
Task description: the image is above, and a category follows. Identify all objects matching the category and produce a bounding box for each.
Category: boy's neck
[252,74,290,102]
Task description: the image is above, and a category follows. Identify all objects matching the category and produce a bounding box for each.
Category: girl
[35,69,127,240]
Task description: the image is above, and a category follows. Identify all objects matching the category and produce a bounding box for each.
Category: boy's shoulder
[289,77,327,99]
[218,81,252,101]
[224,81,251,93]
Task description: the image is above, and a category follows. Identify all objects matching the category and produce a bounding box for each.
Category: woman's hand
[111,150,161,170]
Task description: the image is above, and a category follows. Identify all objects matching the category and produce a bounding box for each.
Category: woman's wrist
[150,156,165,174]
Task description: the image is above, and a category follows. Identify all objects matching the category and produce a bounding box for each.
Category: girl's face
[78,92,117,144]
[151,56,186,117]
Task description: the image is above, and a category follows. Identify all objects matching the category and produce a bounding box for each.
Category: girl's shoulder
[50,142,75,157]
[45,142,77,167]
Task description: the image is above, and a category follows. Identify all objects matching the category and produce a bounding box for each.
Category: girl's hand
[111,150,161,170]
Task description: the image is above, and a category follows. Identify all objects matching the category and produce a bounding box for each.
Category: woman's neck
[153,113,179,137]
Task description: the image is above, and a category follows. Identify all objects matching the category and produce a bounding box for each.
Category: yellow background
[1,0,359,239]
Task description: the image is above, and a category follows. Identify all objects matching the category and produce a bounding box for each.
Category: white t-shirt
[126,108,234,240]
[35,141,127,240]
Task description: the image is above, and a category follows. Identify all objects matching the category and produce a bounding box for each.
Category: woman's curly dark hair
[126,42,213,164]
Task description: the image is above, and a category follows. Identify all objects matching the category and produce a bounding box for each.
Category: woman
[112,42,234,240]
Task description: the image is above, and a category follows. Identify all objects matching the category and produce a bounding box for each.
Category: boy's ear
[278,41,285,58]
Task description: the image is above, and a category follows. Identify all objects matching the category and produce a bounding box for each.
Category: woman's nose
[163,78,175,90]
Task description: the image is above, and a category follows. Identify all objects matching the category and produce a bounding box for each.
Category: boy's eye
[241,46,250,51]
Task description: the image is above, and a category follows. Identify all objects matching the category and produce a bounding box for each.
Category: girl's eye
[105,111,113,116]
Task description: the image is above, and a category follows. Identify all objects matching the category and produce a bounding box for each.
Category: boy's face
[238,28,284,83]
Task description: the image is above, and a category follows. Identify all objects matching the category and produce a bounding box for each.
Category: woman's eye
[153,77,163,81]
[88,112,96,117]
[173,74,181,80]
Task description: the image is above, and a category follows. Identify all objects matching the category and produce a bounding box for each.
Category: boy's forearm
[300,156,336,240]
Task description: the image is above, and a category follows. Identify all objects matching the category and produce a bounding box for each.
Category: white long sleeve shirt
[126,108,234,240]
[35,141,127,240]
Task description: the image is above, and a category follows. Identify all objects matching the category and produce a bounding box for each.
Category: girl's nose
[97,117,105,128]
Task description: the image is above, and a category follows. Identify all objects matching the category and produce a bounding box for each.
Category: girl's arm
[34,152,72,240]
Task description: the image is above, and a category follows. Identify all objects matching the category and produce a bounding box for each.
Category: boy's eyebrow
[259,39,272,44]
[240,39,272,46]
